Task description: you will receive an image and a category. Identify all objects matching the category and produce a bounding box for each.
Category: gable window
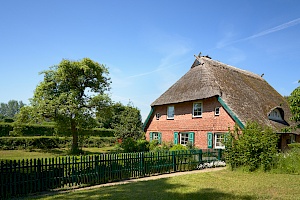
[215,107,220,116]
[268,109,283,121]
[174,132,194,146]
[150,132,162,144]
[193,102,202,117]
[167,106,174,119]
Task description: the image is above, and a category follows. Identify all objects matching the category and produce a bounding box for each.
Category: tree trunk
[71,119,79,154]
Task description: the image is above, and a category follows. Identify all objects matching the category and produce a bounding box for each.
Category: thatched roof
[151,56,294,131]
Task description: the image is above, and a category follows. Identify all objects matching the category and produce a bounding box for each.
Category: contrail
[244,18,300,41]
[210,18,300,50]
[126,58,191,79]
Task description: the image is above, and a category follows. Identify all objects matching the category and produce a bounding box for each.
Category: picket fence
[0,149,223,199]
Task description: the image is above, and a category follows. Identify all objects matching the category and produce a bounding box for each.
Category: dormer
[268,107,289,125]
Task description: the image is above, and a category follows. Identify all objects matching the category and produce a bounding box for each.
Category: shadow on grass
[29,177,255,200]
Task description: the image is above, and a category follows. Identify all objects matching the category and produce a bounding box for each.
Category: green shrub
[10,124,55,136]
[0,136,116,150]
[149,141,174,152]
[225,122,278,171]
[0,123,13,136]
[169,144,188,151]
[120,138,149,153]
[10,123,115,137]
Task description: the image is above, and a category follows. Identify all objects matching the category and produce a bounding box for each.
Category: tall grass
[271,143,300,174]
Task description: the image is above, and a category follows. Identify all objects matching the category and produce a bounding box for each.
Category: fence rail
[0,149,223,199]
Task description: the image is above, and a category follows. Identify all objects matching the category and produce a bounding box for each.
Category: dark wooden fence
[0,149,223,199]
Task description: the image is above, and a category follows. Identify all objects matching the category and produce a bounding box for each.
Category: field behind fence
[0,149,223,199]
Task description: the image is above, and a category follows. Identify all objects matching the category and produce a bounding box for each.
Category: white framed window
[153,132,159,140]
[193,102,202,117]
[167,105,174,119]
[215,133,225,149]
[150,132,162,144]
[174,132,194,146]
[179,132,189,146]
[215,107,220,116]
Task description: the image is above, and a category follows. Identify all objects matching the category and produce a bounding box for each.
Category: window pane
[167,106,174,119]
[215,133,225,149]
[193,103,202,117]
[180,133,189,145]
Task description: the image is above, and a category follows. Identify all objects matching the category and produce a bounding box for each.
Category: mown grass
[25,169,300,200]
[0,146,116,160]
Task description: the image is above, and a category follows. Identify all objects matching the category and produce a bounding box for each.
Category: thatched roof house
[150,55,294,131]
[144,55,298,150]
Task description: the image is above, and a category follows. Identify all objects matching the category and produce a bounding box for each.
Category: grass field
[0,146,116,160]
[23,169,300,200]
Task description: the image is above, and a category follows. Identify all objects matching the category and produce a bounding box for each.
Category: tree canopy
[289,80,300,128]
[26,58,111,153]
[111,102,144,140]
[0,100,25,119]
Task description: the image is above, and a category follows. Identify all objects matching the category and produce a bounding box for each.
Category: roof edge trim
[143,107,155,131]
[217,96,245,129]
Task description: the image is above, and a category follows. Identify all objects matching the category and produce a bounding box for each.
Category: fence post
[172,151,176,172]
[140,152,145,177]
[199,149,202,163]
[37,159,42,192]
[218,149,222,160]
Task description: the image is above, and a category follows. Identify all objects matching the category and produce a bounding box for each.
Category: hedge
[0,136,117,150]
[0,123,115,137]
[0,123,13,137]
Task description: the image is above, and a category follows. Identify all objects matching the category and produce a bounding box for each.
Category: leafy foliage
[224,122,278,171]
[120,138,149,153]
[112,103,144,140]
[0,100,25,118]
[19,58,111,154]
[272,143,300,174]
[0,136,116,150]
[288,80,300,128]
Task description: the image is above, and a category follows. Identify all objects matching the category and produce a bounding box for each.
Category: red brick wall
[145,97,236,149]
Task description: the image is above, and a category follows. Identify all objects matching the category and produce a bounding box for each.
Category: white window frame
[179,132,189,146]
[167,105,175,119]
[152,132,159,141]
[193,102,202,117]
[215,107,220,116]
[214,133,225,149]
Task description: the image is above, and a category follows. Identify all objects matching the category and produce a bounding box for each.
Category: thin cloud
[212,18,300,49]
[126,57,191,79]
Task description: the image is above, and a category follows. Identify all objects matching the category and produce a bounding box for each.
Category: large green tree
[111,103,144,140]
[289,80,300,128]
[30,58,111,153]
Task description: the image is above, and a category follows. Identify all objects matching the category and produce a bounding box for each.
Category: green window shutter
[174,132,178,144]
[188,132,194,145]
[207,132,213,148]
[158,132,162,144]
[150,132,153,142]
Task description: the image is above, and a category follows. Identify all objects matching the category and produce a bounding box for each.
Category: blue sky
[1,0,300,121]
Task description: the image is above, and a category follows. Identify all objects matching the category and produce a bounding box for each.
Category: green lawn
[0,146,116,160]
[24,170,300,200]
